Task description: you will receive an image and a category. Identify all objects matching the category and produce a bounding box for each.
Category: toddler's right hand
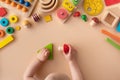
[63,44,76,62]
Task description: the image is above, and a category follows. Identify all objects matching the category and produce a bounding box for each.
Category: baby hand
[63,44,76,62]
[37,48,50,62]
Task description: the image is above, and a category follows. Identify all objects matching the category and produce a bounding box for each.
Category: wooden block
[0,35,14,48]
[101,11,119,28]
[62,0,75,12]
[44,15,52,22]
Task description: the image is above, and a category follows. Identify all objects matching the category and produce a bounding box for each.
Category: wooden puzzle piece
[104,0,120,6]
[101,11,119,28]
[106,38,120,50]
[0,35,14,49]
[83,0,104,16]
[101,29,120,44]
[37,43,53,60]
[62,0,75,12]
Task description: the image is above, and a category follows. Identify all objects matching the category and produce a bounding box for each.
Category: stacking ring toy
[0,18,9,27]
[9,15,18,23]
[57,8,68,20]
[6,27,14,34]
[0,30,5,37]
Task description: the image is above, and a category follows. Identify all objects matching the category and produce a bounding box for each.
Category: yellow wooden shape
[0,35,14,48]
[62,0,75,12]
[83,0,104,16]
[44,15,52,22]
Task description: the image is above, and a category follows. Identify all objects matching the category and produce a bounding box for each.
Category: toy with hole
[0,30,5,38]
[37,43,53,60]
[0,17,9,27]
[39,0,59,13]
[101,11,119,28]
[9,15,19,23]
[83,0,104,16]
[0,0,38,17]
[58,44,70,54]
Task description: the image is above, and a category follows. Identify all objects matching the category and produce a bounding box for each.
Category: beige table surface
[0,1,120,80]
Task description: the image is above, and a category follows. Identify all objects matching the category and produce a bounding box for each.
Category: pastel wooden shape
[116,22,120,32]
[101,11,119,28]
[40,0,58,12]
[0,35,14,49]
[106,38,120,50]
[101,29,120,44]
[37,43,53,60]
[62,0,75,12]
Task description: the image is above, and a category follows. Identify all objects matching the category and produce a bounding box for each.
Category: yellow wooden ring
[9,15,18,23]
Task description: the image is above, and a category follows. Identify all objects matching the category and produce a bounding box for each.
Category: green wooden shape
[106,38,120,50]
[37,43,53,60]
[72,0,80,6]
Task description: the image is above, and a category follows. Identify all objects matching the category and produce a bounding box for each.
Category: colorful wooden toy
[106,38,120,50]
[72,0,80,6]
[0,18,9,27]
[90,17,100,26]
[73,11,80,17]
[0,30,5,38]
[83,0,104,16]
[22,20,31,28]
[101,11,119,28]
[0,7,7,17]
[6,27,14,34]
[57,8,68,20]
[81,14,87,22]
[58,44,70,54]
[39,0,58,12]
[101,29,120,44]
[15,26,21,31]
[9,15,19,23]
[104,0,120,6]
[44,15,52,22]
[32,13,41,22]
[116,22,120,32]
[62,0,75,12]
[0,35,14,49]
[0,0,38,17]
[37,43,53,60]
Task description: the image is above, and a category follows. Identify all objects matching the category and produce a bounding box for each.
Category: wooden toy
[101,29,120,44]
[73,11,80,17]
[15,26,21,31]
[106,38,120,50]
[104,0,120,6]
[81,14,87,22]
[72,0,80,6]
[0,7,7,17]
[44,15,52,22]
[22,20,31,28]
[32,13,41,22]
[39,0,59,13]
[57,8,68,20]
[90,17,100,26]
[116,22,120,32]
[58,44,69,54]
[6,27,14,34]
[62,0,75,12]
[0,35,14,49]
[83,0,104,16]
[0,30,5,38]
[37,43,53,60]
[9,15,19,23]
[0,0,38,17]
[0,18,9,27]
[101,11,119,28]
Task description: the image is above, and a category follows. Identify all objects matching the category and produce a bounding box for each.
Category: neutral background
[0,0,120,80]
